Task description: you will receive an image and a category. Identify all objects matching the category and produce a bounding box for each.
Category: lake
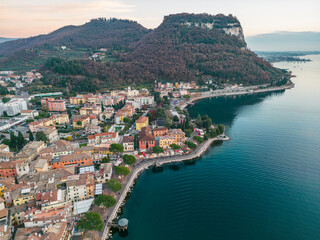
[112,55,320,240]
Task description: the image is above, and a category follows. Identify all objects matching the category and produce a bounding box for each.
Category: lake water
[112,55,320,240]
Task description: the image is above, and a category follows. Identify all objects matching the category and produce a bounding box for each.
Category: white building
[0,98,27,116]
[20,109,39,118]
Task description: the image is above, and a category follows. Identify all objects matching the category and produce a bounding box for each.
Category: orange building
[153,127,168,137]
[0,161,20,178]
[51,153,93,169]
[41,98,66,112]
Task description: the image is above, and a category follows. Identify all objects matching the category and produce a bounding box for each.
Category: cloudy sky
[0,0,319,38]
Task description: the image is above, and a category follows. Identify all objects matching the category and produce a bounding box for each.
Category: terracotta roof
[153,127,168,132]
[0,208,8,219]
[139,127,155,142]
[136,116,148,123]
[123,136,134,143]
[57,153,91,163]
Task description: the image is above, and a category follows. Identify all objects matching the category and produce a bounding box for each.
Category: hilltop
[0,14,287,92]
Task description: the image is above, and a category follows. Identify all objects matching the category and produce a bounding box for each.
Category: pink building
[41,98,66,112]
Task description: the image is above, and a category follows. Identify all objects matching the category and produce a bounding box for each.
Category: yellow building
[80,106,101,116]
[73,116,90,129]
[0,184,5,198]
[168,129,185,145]
[70,95,86,105]
[136,116,149,131]
[13,192,35,206]
[159,135,175,148]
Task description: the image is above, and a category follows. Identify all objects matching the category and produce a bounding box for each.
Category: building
[0,145,9,152]
[153,127,168,137]
[88,132,119,145]
[51,153,93,169]
[0,161,19,178]
[99,107,114,120]
[158,135,175,148]
[167,129,186,145]
[66,174,94,202]
[15,161,30,178]
[35,126,59,144]
[12,188,35,206]
[41,98,66,112]
[29,114,69,132]
[123,136,134,151]
[72,116,90,129]
[80,106,101,116]
[20,109,39,118]
[95,163,112,183]
[0,152,13,162]
[39,140,73,158]
[23,206,71,228]
[0,98,27,116]
[139,127,156,150]
[136,116,149,131]
[37,189,67,210]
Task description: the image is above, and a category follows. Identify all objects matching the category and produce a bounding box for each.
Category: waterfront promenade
[101,135,229,239]
[180,83,294,110]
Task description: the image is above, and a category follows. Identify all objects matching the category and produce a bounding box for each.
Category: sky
[0,0,319,38]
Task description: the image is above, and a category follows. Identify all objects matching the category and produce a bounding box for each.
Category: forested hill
[0,14,286,92]
[0,18,150,55]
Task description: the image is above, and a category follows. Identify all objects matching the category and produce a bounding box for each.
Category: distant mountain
[246,32,320,51]
[0,14,287,93]
[0,37,19,44]
[0,18,149,56]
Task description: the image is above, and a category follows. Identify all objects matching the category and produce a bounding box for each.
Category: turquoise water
[112,55,320,240]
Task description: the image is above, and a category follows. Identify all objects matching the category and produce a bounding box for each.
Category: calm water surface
[112,55,320,240]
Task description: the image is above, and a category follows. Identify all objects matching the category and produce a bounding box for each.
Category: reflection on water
[188,90,286,126]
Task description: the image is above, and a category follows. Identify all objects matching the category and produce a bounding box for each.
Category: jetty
[101,135,229,239]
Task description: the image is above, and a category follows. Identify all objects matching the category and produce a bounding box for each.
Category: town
[0,70,229,240]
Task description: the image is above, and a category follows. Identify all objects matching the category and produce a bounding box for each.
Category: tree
[101,156,110,163]
[76,120,82,126]
[17,131,26,150]
[67,108,72,119]
[123,154,136,165]
[9,132,16,149]
[26,119,34,123]
[184,128,193,137]
[173,115,179,122]
[101,103,104,112]
[153,146,164,154]
[195,114,202,128]
[170,143,181,150]
[183,95,191,99]
[2,97,10,103]
[106,179,122,192]
[185,141,197,149]
[94,194,116,208]
[218,124,225,134]
[66,136,72,141]
[114,166,130,176]
[193,136,204,143]
[3,111,8,117]
[123,117,131,123]
[2,139,10,146]
[77,212,103,232]
[134,134,138,150]
[109,143,124,155]
[36,131,47,142]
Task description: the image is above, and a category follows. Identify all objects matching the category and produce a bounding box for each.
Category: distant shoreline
[180,83,294,110]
